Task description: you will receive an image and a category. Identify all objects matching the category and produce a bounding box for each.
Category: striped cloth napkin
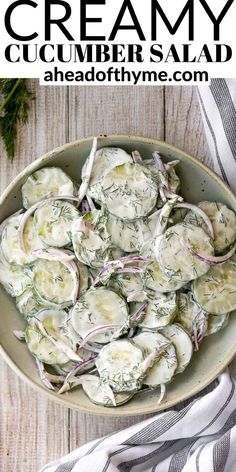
[40,79,236,472]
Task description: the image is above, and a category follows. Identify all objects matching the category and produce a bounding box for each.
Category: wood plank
[68,84,165,451]
[68,86,165,140]
[164,86,212,167]
[0,80,70,472]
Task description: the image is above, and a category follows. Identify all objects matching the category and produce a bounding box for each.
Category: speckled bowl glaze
[1,135,236,417]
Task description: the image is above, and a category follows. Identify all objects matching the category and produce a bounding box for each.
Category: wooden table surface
[0,82,210,472]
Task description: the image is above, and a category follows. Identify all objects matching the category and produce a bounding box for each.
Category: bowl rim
[1,133,236,417]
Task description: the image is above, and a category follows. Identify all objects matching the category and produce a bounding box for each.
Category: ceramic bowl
[1,135,236,416]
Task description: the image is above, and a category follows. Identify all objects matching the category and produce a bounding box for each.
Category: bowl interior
[1,135,236,416]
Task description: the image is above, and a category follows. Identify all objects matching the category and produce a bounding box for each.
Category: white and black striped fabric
[198,79,236,192]
[40,79,236,472]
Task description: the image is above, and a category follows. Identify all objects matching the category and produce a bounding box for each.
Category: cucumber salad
[1,137,236,408]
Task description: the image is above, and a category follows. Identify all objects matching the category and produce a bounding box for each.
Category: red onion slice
[157,384,166,405]
[181,239,236,265]
[31,248,75,262]
[152,151,166,174]
[35,359,55,391]
[65,354,97,383]
[86,195,96,211]
[165,160,180,170]
[81,198,91,215]
[155,198,179,236]
[127,290,148,303]
[78,137,97,204]
[58,373,97,394]
[63,259,80,304]
[163,190,183,202]
[153,151,170,191]
[79,324,122,348]
[191,310,208,351]
[141,345,167,372]
[93,256,148,287]
[13,330,25,341]
[111,302,148,341]
[176,203,214,239]
[132,150,143,165]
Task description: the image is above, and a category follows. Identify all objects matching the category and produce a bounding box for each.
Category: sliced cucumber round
[25,309,73,365]
[185,201,236,253]
[22,167,76,209]
[139,293,177,330]
[72,210,112,268]
[157,223,214,282]
[133,331,177,387]
[106,211,159,253]
[176,293,199,334]
[206,313,229,336]
[33,259,76,307]
[16,288,45,318]
[0,261,33,297]
[101,163,158,220]
[70,287,128,344]
[193,260,236,314]
[142,259,186,293]
[34,200,80,247]
[82,376,134,407]
[1,215,44,265]
[109,272,144,301]
[161,324,193,374]
[81,147,132,202]
[96,339,145,392]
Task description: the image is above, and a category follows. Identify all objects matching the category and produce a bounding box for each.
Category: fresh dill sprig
[0,79,35,161]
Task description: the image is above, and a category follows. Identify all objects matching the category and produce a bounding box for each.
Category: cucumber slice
[101,163,158,220]
[193,260,236,314]
[133,331,177,387]
[22,167,76,209]
[82,376,134,407]
[142,259,186,293]
[70,287,128,344]
[176,292,208,350]
[81,147,132,202]
[109,272,144,301]
[176,293,199,333]
[33,259,76,307]
[161,324,193,374]
[106,211,159,253]
[96,339,145,392]
[25,309,73,365]
[206,313,229,336]
[139,293,177,330]
[1,215,44,265]
[0,261,33,297]
[157,223,214,282]
[185,202,236,253]
[34,201,80,247]
[72,210,112,268]
[16,288,45,318]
